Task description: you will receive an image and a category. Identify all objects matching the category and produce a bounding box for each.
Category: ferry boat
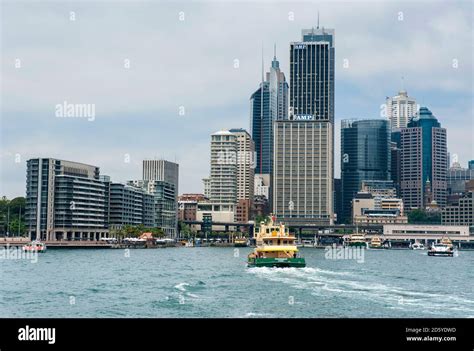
[302,239,315,248]
[22,241,47,253]
[411,242,425,250]
[247,216,305,268]
[368,236,384,249]
[428,237,454,257]
[234,237,248,247]
[347,233,367,247]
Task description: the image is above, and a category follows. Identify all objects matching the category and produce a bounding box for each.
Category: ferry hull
[248,257,306,268]
[348,242,367,248]
[428,251,454,257]
[234,242,248,247]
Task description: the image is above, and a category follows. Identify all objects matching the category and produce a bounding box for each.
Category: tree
[0,197,26,236]
[408,209,441,224]
[254,215,269,227]
[178,221,192,238]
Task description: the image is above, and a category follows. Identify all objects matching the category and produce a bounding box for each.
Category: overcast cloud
[1,0,473,198]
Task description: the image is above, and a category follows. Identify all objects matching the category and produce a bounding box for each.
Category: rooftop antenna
[261,42,264,82]
[273,42,276,60]
[401,76,405,91]
[317,11,320,29]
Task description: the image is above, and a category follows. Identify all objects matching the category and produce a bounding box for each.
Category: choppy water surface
[1,247,473,317]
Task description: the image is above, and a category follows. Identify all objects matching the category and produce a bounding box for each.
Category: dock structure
[0,238,112,249]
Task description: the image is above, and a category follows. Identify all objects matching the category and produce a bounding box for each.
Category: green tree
[408,209,441,224]
[0,197,26,236]
[254,215,269,227]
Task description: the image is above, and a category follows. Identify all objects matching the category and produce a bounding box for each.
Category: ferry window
[266,229,270,233]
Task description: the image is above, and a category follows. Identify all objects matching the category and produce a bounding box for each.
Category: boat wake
[173,281,206,300]
[246,267,474,316]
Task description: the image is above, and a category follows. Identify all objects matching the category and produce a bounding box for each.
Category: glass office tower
[341,119,391,223]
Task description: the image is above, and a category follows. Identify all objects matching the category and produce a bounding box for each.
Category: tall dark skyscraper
[341,119,391,223]
[250,53,288,176]
[401,107,447,209]
[273,26,335,225]
[289,27,335,123]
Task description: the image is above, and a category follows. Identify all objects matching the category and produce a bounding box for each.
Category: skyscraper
[401,107,447,209]
[274,26,335,225]
[250,51,288,176]
[207,129,255,223]
[289,27,335,124]
[229,128,255,223]
[141,159,179,236]
[386,90,417,130]
[143,159,179,196]
[341,119,391,223]
[209,130,238,204]
[273,118,333,225]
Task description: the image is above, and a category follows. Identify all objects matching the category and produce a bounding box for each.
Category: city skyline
[1,1,473,199]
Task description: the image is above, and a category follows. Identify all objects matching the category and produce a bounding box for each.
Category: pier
[0,238,113,249]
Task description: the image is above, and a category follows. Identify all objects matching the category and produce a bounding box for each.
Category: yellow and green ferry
[247,216,306,268]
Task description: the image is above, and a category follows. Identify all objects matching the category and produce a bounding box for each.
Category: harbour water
[1,247,474,318]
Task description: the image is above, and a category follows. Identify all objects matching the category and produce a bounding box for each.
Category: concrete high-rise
[143,159,179,197]
[229,128,255,223]
[25,158,109,241]
[141,159,179,236]
[341,119,391,223]
[401,107,447,209]
[274,26,335,226]
[207,129,254,223]
[386,90,417,130]
[108,183,155,229]
[129,180,178,237]
[273,118,333,225]
[209,130,238,204]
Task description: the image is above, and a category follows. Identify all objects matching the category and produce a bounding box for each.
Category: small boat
[248,215,305,268]
[22,241,47,253]
[234,238,248,247]
[411,242,425,250]
[302,239,315,248]
[368,236,384,249]
[347,233,367,247]
[428,237,454,257]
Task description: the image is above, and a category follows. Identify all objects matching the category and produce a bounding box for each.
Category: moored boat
[428,237,454,257]
[247,216,305,268]
[234,237,248,247]
[22,240,47,253]
[347,233,367,247]
[368,236,384,249]
[411,242,425,250]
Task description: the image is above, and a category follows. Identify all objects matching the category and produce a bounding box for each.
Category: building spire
[261,42,264,83]
[273,42,277,60]
[317,11,320,29]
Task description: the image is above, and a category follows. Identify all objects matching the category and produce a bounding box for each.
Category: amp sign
[294,44,306,50]
[293,114,315,121]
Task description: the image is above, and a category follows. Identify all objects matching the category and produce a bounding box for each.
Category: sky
[1,0,473,199]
